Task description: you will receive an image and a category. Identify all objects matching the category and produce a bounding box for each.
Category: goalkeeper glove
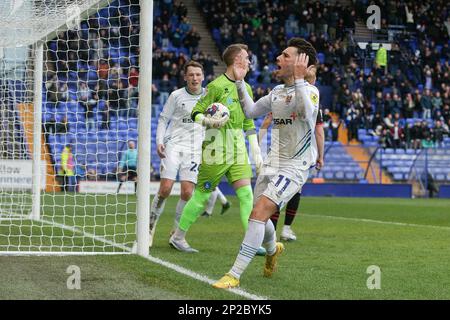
[195,114,229,128]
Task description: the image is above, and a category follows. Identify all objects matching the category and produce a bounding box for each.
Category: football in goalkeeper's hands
[205,103,229,121]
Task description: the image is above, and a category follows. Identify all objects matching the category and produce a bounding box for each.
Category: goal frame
[1,0,152,257]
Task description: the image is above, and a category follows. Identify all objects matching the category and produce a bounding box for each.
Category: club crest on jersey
[285,95,292,104]
[204,181,212,190]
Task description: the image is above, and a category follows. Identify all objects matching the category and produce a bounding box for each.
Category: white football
[205,102,230,121]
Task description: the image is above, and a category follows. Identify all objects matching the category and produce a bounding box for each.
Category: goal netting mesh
[0,0,141,254]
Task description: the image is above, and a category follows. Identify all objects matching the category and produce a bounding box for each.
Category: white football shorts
[253,163,310,210]
[159,144,201,183]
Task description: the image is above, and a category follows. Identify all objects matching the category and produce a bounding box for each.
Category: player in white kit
[149,61,207,247]
[213,38,319,288]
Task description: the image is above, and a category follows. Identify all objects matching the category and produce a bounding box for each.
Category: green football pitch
[1,195,450,300]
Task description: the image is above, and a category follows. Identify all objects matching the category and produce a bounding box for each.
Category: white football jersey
[156,87,206,154]
[256,82,320,170]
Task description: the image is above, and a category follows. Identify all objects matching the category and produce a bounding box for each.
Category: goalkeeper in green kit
[168,44,264,253]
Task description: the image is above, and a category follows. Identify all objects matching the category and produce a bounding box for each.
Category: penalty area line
[304,214,450,231]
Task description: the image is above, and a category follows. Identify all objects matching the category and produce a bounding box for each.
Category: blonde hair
[222,44,248,66]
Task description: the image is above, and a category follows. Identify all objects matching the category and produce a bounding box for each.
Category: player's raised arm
[294,53,317,121]
[235,81,271,118]
[232,52,271,119]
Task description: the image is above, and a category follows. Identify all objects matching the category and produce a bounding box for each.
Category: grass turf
[1,194,449,299]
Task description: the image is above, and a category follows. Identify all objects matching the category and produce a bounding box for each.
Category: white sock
[263,219,277,255]
[205,189,218,214]
[216,187,228,205]
[229,219,265,279]
[282,225,291,233]
[174,199,187,229]
[151,194,166,218]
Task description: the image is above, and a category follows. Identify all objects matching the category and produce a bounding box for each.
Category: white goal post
[0,0,152,256]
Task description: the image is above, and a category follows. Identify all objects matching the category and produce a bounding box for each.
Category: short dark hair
[183,60,204,73]
[287,38,318,67]
[222,44,248,66]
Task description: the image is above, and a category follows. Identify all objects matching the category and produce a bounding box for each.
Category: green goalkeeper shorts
[196,163,253,192]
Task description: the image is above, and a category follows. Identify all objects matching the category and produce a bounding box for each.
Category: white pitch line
[0,251,131,256]
[145,255,268,300]
[1,217,267,300]
[304,214,450,231]
[38,217,133,252]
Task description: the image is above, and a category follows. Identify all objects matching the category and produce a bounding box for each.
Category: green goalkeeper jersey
[191,74,255,164]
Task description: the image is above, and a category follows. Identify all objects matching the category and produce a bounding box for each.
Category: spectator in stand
[403,93,416,118]
[379,128,392,149]
[330,118,341,142]
[159,73,171,106]
[346,104,360,143]
[59,144,76,192]
[375,44,387,76]
[86,168,97,181]
[422,136,435,148]
[184,27,201,55]
[55,116,69,134]
[57,83,69,103]
[390,121,405,149]
[421,89,433,119]
[432,91,443,113]
[117,140,138,193]
[374,91,385,117]
[46,75,58,103]
[410,121,423,150]
[322,108,331,141]
[433,120,447,147]
[129,67,139,88]
[384,113,395,129]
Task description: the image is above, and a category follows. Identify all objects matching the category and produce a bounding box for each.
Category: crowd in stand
[43,0,450,152]
[197,0,450,149]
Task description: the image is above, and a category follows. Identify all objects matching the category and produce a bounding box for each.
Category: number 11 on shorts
[274,175,291,195]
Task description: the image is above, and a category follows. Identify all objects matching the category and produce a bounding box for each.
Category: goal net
[0,0,150,254]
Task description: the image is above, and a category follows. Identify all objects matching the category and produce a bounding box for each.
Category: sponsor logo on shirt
[273,118,293,125]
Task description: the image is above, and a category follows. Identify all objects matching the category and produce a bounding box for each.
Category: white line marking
[304,214,450,231]
[1,217,267,300]
[0,251,130,256]
[145,255,268,300]
[39,217,133,252]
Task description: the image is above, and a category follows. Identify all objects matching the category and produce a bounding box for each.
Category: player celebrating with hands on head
[259,65,325,242]
[169,43,264,253]
[213,38,320,288]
